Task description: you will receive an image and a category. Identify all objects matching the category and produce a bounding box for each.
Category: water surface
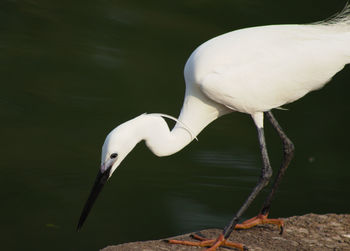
[1,1,349,250]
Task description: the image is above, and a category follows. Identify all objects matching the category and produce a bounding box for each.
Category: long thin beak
[76,166,112,231]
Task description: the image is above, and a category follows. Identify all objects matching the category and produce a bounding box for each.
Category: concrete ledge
[102,213,350,251]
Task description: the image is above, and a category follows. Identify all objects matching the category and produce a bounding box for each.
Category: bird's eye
[110,153,118,159]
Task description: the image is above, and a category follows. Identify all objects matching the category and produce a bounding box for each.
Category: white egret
[77,4,350,251]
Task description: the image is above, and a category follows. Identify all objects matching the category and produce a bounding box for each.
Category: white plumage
[77,5,350,250]
[182,22,350,130]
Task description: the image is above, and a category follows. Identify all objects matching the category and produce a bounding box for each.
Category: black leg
[260,111,295,215]
[222,125,273,239]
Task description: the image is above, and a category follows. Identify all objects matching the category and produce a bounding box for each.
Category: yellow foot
[167,233,247,251]
[235,213,284,234]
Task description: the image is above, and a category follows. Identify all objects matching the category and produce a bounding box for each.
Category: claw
[235,213,284,233]
[167,233,246,251]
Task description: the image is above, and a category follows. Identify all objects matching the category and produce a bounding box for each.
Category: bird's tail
[316,3,350,29]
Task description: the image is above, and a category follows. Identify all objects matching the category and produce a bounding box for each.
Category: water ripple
[193,150,258,170]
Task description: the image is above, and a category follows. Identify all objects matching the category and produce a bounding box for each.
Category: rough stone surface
[102,214,350,251]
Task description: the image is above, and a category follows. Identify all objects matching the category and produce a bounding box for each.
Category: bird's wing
[197,28,347,114]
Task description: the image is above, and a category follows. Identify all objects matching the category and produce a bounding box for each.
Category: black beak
[76,166,112,231]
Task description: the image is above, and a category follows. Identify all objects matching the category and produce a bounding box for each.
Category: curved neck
[132,89,230,157]
[132,114,193,157]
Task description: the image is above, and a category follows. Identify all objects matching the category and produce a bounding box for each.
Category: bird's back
[184,12,350,114]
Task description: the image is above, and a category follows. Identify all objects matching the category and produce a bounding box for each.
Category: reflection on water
[166,195,229,232]
[194,150,258,170]
[192,150,260,188]
[1,1,349,251]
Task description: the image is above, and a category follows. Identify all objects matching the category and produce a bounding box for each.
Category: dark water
[1,0,349,250]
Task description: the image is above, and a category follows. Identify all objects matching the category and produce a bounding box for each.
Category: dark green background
[1,0,349,250]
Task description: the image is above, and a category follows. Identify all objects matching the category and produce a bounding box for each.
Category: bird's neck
[133,89,231,157]
[141,114,194,157]
[125,113,197,157]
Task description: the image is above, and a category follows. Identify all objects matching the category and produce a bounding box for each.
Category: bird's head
[76,119,141,231]
[100,122,140,176]
[76,113,194,231]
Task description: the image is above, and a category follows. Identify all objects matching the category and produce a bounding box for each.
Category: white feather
[148,113,199,141]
